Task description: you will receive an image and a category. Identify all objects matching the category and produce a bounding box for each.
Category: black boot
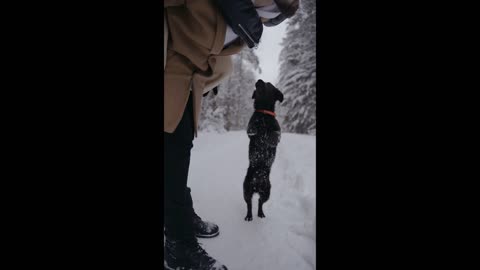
[193,211,220,238]
[164,238,228,270]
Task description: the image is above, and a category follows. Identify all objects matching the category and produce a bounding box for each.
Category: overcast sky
[255,20,288,85]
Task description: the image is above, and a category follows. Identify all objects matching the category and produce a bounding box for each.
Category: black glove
[213,0,263,48]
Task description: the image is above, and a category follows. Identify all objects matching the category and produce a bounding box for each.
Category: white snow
[188,131,316,270]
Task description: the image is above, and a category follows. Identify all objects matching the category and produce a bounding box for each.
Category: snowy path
[189,131,316,270]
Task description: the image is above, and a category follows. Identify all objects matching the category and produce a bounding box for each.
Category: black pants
[164,94,196,241]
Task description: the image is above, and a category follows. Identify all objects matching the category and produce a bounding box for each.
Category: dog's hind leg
[243,174,254,221]
[258,197,266,218]
[258,182,271,218]
[244,190,253,221]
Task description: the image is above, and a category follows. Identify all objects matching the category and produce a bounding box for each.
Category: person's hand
[213,0,263,48]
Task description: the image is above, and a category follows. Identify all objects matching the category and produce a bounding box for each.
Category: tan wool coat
[164,0,255,135]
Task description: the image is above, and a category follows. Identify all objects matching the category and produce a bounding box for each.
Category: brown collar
[256,109,276,117]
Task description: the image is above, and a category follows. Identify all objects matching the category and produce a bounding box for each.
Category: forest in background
[199,0,316,135]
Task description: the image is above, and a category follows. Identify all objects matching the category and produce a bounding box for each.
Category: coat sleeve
[202,56,233,94]
[164,0,185,7]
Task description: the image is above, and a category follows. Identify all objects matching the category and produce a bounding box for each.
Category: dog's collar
[255,109,276,117]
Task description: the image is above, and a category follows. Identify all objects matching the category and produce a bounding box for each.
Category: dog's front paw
[245,214,253,221]
[258,212,266,218]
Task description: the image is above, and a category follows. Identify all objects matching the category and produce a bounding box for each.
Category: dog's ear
[276,89,284,103]
[255,79,265,89]
[252,90,256,99]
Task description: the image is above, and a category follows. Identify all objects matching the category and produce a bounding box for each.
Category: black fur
[244,79,283,221]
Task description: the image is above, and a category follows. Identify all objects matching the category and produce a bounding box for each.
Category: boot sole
[195,231,220,238]
[164,260,191,270]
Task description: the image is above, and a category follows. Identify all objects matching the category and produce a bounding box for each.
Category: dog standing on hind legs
[244,79,284,221]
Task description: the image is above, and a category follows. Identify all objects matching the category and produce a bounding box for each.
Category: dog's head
[252,79,284,111]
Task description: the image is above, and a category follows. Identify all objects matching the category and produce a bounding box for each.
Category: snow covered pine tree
[199,48,262,132]
[277,0,316,135]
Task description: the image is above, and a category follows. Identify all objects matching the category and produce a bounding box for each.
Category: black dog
[244,79,284,221]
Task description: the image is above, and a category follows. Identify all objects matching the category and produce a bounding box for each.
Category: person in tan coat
[164,1,299,269]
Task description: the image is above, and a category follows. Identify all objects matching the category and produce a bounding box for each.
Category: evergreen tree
[277,0,316,135]
[199,47,261,132]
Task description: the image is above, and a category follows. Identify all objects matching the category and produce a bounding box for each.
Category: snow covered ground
[188,131,316,270]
